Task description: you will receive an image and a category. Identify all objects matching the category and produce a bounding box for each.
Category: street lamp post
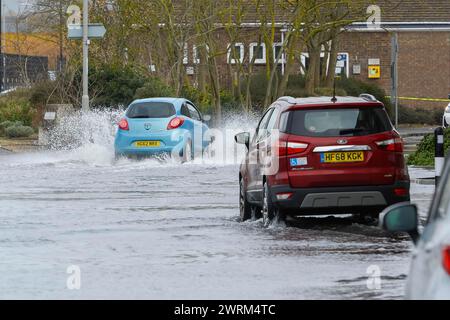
[81,0,89,111]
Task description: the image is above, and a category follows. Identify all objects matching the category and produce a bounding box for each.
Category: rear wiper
[339,128,365,135]
[129,116,150,119]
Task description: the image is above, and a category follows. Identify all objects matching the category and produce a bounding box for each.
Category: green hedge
[407,128,450,166]
[5,125,34,138]
[399,106,443,125]
[0,99,35,127]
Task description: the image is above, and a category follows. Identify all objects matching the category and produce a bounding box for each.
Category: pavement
[0,137,40,153]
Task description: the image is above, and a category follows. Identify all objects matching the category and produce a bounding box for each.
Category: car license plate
[320,151,364,163]
[134,141,161,148]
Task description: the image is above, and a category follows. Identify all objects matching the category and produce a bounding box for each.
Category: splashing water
[47,109,123,151]
[36,109,261,167]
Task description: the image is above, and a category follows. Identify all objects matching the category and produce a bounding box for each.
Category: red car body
[237,96,410,222]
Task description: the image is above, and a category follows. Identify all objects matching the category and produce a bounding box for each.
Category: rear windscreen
[289,107,392,137]
[126,102,176,119]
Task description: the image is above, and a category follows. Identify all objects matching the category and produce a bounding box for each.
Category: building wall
[339,31,450,110]
[338,32,392,91]
[4,33,60,70]
[397,32,450,109]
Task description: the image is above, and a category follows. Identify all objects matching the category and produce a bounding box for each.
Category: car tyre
[262,182,274,227]
[182,140,193,163]
[240,178,252,221]
[262,182,286,227]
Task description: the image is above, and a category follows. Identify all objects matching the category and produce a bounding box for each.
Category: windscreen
[289,107,392,137]
[126,102,176,119]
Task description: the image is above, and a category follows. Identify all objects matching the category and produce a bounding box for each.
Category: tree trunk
[305,47,320,96]
[325,35,339,88]
[278,34,301,97]
[208,56,222,125]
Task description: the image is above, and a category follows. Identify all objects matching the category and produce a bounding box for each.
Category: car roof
[131,97,183,105]
[276,96,384,109]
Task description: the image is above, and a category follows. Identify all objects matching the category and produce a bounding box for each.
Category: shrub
[134,77,176,101]
[5,125,34,138]
[90,65,147,108]
[398,106,443,125]
[0,120,24,135]
[220,90,240,112]
[408,128,450,166]
[29,81,59,107]
[314,87,347,97]
[336,77,392,113]
[0,100,34,127]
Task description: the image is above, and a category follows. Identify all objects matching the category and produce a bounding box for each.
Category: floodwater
[0,111,435,299]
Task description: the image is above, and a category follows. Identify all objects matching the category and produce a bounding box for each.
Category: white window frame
[249,42,266,64]
[181,43,188,65]
[300,52,349,77]
[273,43,286,64]
[227,43,245,64]
[193,45,209,64]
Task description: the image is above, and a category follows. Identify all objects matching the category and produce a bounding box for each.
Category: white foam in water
[3,109,261,168]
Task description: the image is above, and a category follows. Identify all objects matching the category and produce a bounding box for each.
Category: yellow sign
[368,65,381,79]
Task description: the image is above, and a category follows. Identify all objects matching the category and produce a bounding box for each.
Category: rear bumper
[270,181,410,215]
[114,129,187,157]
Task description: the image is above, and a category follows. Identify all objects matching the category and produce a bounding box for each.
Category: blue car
[114,98,211,161]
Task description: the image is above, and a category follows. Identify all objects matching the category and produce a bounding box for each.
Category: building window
[179,43,188,65]
[273,43,286,64]
[300,52,349,77]
[193,45,209,64]
[227,43,245,64]
[249,43,266,64]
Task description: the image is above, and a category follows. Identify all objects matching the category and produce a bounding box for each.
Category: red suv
[235,95,410,225]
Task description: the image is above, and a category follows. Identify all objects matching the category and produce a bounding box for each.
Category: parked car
[380,156,450,299]
[235,95,410,225]
[115,97,211,161]
[443,103,450,128]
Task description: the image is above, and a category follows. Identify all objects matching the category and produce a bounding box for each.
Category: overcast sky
[4,0,26,13]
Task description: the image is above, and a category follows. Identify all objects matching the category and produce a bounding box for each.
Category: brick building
[177,0,450,110]
[342,0,450,109]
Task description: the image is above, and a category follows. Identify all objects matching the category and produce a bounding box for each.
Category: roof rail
[359,93,378,102]
[277,96,296,104]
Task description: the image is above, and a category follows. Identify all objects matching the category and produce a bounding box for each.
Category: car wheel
[182,140,193,163]
[240,178,252,222]
[262,182,276,227]
[262,182,286,227]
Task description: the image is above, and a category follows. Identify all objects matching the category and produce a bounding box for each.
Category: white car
[380,159,450,299]
[443,103,450,128]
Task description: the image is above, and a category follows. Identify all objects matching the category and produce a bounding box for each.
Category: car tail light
[442,246,450,275]
[394,188,408,196]
[280,141,309,155]
[376,138,403,152]
[118,119,129,131]
[167,117,185,130]
[276,192,293,200]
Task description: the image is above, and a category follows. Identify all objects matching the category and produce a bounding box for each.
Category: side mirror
[379,202,420,244]
[235,132,250,149]
[203,115,211,122]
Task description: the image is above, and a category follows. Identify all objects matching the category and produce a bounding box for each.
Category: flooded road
[0,113,435,299]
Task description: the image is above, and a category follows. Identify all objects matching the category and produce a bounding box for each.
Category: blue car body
[114,97,210,159]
